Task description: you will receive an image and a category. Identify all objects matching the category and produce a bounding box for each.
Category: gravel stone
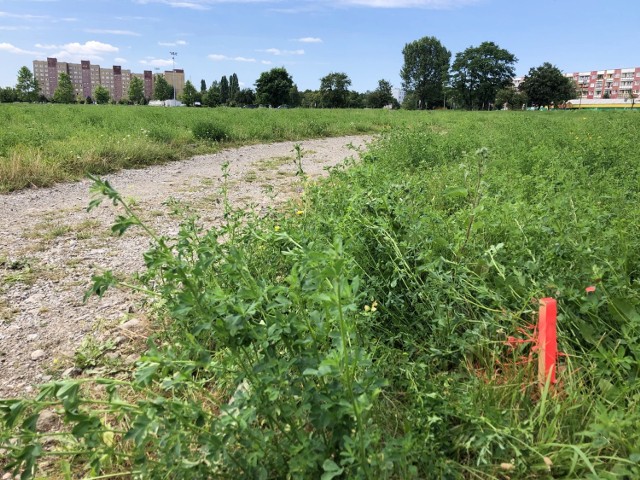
[30,350,46,361]
[0,136,371,398]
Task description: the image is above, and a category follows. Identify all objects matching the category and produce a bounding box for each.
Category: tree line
[1,38,579,109]
[400,36,578,110]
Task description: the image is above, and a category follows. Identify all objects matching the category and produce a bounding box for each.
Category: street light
[169,51,177,103]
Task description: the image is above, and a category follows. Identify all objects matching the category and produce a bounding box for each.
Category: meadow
[1,109,640,479]
[0,104,399,193]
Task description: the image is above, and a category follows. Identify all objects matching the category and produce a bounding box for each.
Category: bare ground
[0,135,371,398]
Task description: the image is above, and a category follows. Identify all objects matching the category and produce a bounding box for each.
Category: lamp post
[170,51,177,103]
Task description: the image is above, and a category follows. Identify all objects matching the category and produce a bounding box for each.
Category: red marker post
[538,298,557,388]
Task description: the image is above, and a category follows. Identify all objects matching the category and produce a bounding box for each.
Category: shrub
[192,121,228,142]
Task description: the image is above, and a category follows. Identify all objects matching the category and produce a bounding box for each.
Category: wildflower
[585,285,596,293]
[274,225,281,232]
[364,301,378,313]
[296,210,304,215]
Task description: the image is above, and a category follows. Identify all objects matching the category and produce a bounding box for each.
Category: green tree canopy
[400,36,450,109]
[203,81,220,107]
[181,80,198,106]
[519,62,576,108]
[319,72,352,108]
[94,85,110,104]
[220,76,229,104]
[451,41,517,109]
[0,87,19,103]
[16,66,39,102]
[128,76,145,105]
[153,75,173,101]
[53,73,75,104]
[200,79,207,93]
[255,67,294,107]
[495,87,528,110]
[235,88,255,106]
[367,79,396,108]
[229,73,239,103]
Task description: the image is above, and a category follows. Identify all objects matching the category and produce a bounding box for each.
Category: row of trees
[2,46,584,110]
[400,37,519,109]
[400,36,580,110]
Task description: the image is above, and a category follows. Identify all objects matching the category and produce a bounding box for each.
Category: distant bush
[192,121,228,142]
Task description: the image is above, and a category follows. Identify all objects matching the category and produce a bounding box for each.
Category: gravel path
[0,135,372,398]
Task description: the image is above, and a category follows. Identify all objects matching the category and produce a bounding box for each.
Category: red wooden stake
[538,298,557,388]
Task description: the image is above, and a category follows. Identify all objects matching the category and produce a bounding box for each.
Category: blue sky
[1,0,639,93]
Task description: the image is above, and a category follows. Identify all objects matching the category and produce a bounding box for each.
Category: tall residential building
[162,69,185,99]
[564,67,640,99]
[32,57,158,102]
[513,66,640,100]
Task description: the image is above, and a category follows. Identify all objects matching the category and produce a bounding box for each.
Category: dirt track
[0,135,371,398]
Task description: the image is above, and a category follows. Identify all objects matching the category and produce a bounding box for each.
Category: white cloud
[208,54,256,62]
[133,0,210,10]
[139,58,174,67]
[34,41,119,62]
[114,57,128,63]
[158,40,188,46]
[297,37,322,43]
[85,29,141,36]
[0,42,41,55]
[0,26,32,31]
[134,0,274,10]
[261,60,272,65]
[0,11,47,20]
[262,48,305,56]
[334,0,478,7]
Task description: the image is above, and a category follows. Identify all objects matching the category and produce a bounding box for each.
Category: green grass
[0,104,400,193]
[2,110,640,479]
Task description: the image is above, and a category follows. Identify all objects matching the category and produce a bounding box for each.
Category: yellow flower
[296,210,304,215]
[274,225,281,232]
[364,305,371,312]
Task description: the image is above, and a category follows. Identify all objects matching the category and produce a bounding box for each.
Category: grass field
[0,104,401,192]
[1,109,640,479]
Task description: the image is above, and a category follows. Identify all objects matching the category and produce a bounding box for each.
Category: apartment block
[513,66,640,100]
[32,57,157,102]
[565,67,640,99]
[162,69,185,98]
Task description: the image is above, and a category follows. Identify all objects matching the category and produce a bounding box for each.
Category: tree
[451,41,517,110]
[346,90,365,108]
[319,72,351,108]
[153,75,173,101]
[128,76,145,105]
[94,85,110,104]
[519,63,576,108]
[229,73,239,103]
[16,66,39,102]
[53,73,75,103]
[220,76,229,104]
[288,85,301,107]
[181,80,198,106]
[0,87,19,103]
[400,36,450,109]
[255,67,294,107]
[495,87,528,110]
[367,79,396,108]
[203,82,221,107]
[235,88,255,106]
[300,89,321,108]
[200,79,207,94]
